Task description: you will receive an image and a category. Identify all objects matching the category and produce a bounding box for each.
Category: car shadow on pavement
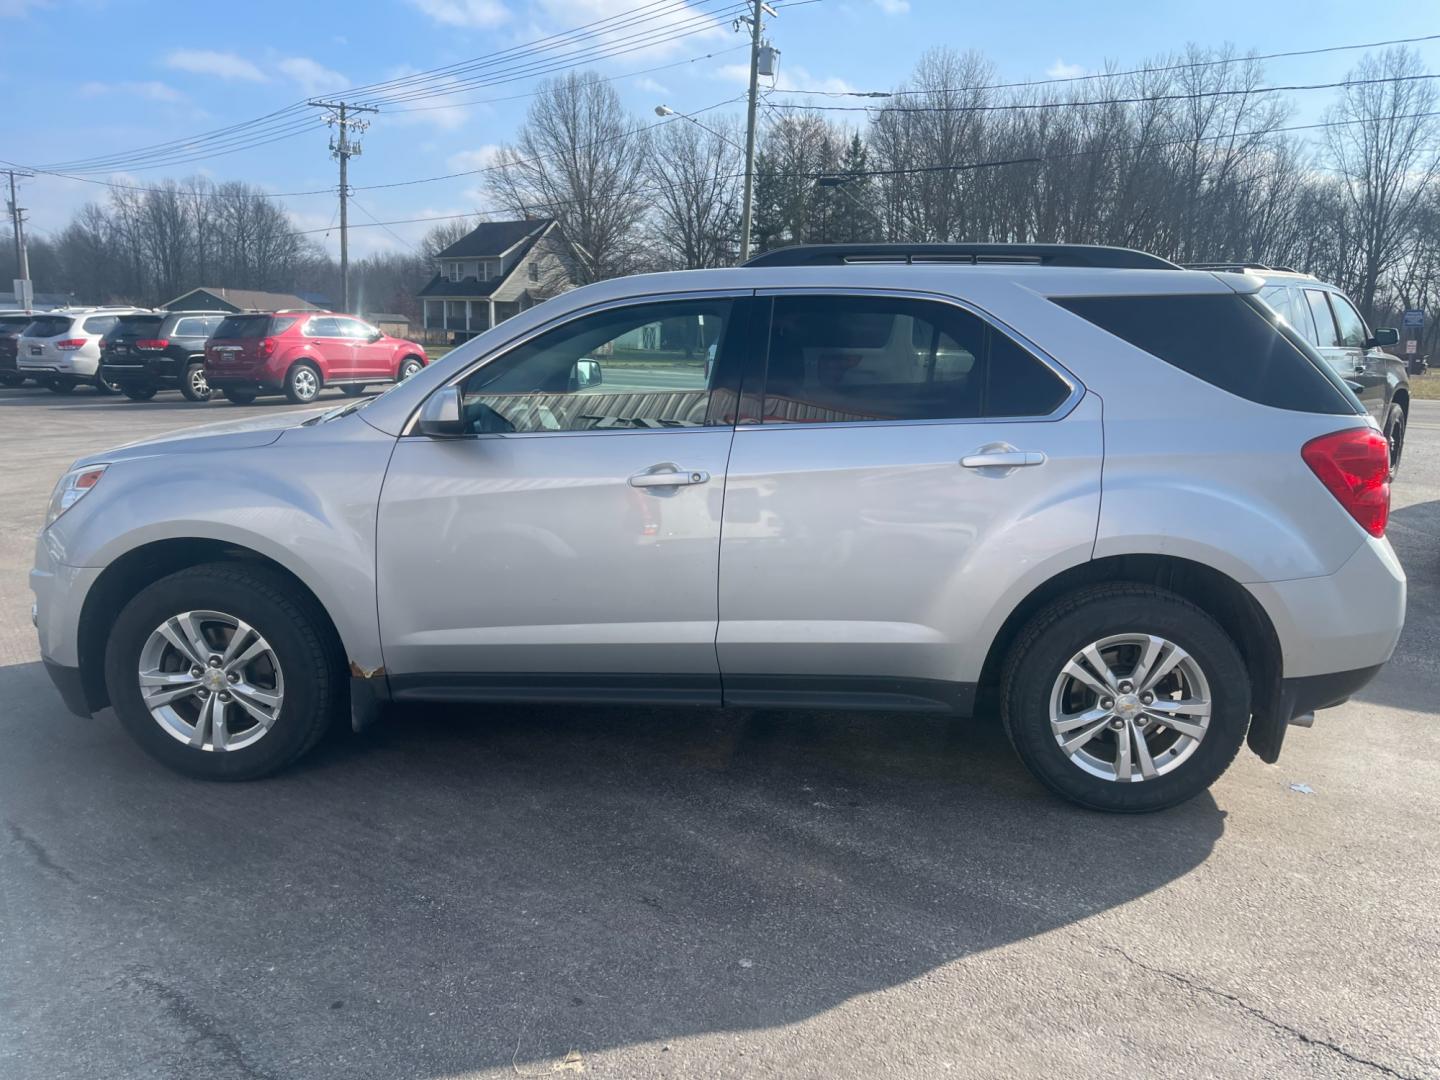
[1,659,1224,1078]
[1352,498,1438,715]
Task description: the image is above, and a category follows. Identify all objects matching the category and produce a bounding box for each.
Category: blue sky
[4,0,1438,258]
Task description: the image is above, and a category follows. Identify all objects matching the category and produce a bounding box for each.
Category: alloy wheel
[189,367,209,398]
[292,368,319,401]
[1047,633,1212,782]
[136,610,285,752]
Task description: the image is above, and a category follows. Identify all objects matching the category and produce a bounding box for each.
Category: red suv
[204,311,428,405]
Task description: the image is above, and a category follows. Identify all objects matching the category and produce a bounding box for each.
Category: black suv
[101,311,226,401]
[0,312,37,387]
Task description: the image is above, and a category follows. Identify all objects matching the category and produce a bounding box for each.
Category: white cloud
[374,66,473,131]
[447,145,502,173]
[165,49,268,83]
[634,76,669,95]
[408,0,509,28]
[277,56,348,94]
[873,0,909,12]
[1046,59,1087,79]
[0,0,48,15]
[78,80,185,103]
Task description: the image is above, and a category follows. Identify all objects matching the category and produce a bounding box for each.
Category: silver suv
[30,245,1406,812]
[18,306,153,394]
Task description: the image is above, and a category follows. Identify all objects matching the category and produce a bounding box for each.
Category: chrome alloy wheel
[137,611,285,752]
[292,367,319,400]
[1047,633,1212,783]
[189,366,209,397]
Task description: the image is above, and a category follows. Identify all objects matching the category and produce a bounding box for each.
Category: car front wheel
[1384,402,1406,479]
[104,564,342,780]
[1001,584,1250,813]
[398,356,423,381]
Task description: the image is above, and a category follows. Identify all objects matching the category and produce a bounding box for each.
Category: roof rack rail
[1183,261,1303,274]
[743,243,1180,270]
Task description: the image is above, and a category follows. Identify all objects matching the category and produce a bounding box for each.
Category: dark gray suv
[101,311,226,402]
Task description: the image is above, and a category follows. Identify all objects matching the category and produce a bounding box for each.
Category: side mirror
[1367,327,1399,348]
[369,329,384,342]
[569,358,603,391]
[416,386,466,437]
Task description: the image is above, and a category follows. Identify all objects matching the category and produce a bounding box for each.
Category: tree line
[7,42,1440,352]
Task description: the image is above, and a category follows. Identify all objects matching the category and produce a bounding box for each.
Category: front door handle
[629,465,710,488]
[961,450,1046,469]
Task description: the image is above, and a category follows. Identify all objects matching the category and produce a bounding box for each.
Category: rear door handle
[629,465,710,488]
[961,450,1046,469]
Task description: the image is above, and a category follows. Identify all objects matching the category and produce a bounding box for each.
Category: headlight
[45,464,108,528]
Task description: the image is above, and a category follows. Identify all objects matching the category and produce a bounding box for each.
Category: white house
[418,218,573,343]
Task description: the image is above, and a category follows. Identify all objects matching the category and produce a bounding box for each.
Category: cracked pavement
[1,386,1437,1079]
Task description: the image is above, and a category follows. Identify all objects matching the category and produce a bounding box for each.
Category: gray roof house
[162,287,320,313]
[418,218,573,342]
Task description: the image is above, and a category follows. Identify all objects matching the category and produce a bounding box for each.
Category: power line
[774,30,1440,98]
[349,196,420,252]
[766,72,1440,113]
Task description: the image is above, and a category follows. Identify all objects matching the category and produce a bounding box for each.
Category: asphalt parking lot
[0,382,1437,1080]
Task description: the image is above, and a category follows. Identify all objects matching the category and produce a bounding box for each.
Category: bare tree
[487,72,652,283]
[1325,47,1440,318]
[650,116,742,268]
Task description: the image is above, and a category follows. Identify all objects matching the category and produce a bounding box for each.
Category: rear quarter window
[1054,293,1362,415]
[213,315,273,339]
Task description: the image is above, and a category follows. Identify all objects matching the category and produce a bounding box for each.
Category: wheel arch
[75,538,350,713]
[976,554,1285,761]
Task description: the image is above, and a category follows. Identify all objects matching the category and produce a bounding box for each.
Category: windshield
[212,315,273,339]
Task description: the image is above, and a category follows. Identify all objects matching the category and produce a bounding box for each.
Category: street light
[654,105,748,153]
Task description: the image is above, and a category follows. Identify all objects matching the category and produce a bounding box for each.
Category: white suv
[30,245,1406,811]
[17,307,152,394]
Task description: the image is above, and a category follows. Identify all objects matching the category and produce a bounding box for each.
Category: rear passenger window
[762,295,1068,424]
[1305,290,1340,347]
[1055,293,1361,415]
[172,317,207,336]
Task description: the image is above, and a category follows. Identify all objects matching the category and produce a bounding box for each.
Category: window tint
[306,316,343,337]
[458,299,729,433]
[82,315,119,335]
[171,317,208,337]
[26,316,73,337]
[214,315,272,339]
[1330,293,1368,348]
[114,314,164,336]
[1056,293,1361,415]
[1305,290,1339,347]
[204,316,225,335]
[761,295,1067,424]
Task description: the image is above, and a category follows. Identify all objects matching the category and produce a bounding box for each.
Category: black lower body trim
[387,672,976,714]
[44,659,93,719]
[1247,663,1385,763]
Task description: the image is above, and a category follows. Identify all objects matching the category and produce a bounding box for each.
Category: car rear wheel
[223,388,258,405]
[1000,584,1250,813]
[46,379,75,395]
[122,386,157,402]
[103,563,343,780]
[1384,402,1406,480]
[340,384,366,397]
[285,363,321,404]
[398,356,423,381]
[0,372,22,387]
[94,374,121,395]
[181,362,211,402]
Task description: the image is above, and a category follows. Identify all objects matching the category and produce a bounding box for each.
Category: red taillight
[260,337,277,357]
[135,338,169,350]
[1301,427,1390,537]
[55,339,86,351]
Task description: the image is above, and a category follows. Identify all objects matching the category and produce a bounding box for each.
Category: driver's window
[458,299,731,433]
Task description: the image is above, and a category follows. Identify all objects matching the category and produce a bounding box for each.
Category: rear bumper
[102,356,188,384]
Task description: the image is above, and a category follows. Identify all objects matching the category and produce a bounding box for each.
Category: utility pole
[308,99,377,313]
[6,169,33,308]
[736,1,777,264]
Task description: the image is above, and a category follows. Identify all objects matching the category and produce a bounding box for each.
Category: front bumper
[44,658,94,718]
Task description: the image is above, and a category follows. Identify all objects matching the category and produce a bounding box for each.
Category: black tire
[0,372,22,387]
[180,362,211,402]
[340,384,366,397]
[103,563,344,780]
[94,374,121,395]
[47,379,75,395]
[397,356,423,382]
[284,362,321,404]
[223,388,258,405]
[122,386,158,402]
[1000,584,1250,813]
[1384,402,1406,480]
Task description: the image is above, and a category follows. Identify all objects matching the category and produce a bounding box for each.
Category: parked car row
[1,307,429,404]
